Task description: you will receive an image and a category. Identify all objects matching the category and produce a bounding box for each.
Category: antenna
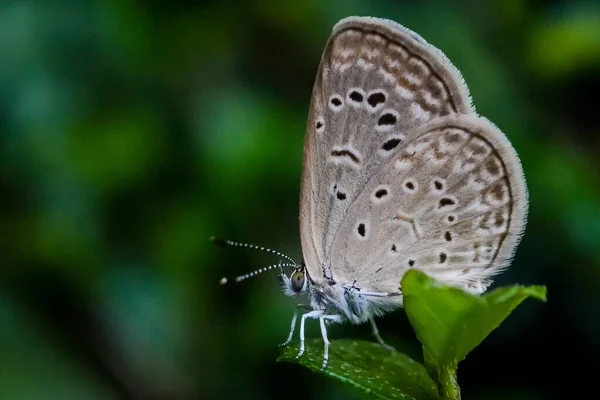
[211,236,299,285]
[219,262,297,285]
[211,237,297,265]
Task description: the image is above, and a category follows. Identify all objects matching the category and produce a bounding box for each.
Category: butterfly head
[280,262,310,296]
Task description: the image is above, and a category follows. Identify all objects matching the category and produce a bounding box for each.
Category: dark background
[1,1,599,399]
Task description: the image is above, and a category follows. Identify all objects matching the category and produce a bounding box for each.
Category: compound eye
[290,269,305,293]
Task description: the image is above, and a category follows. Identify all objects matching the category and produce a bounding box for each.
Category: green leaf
[278,339,442,400]
[402,269,547,368]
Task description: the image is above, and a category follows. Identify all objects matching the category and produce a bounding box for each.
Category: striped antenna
[211,236,297,265]
[219,262,297,285]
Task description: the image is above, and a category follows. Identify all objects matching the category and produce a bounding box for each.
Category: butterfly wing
[329,114,527,296]
[300,16,475,283]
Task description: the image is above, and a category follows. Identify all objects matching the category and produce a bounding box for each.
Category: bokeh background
[1,0,599,399]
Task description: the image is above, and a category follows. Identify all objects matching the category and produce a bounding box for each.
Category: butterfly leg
[279,310,298,347]
[319,314,343,369]
[369,317,395,351]
[319,317,330,369]
[296,310,323,359]
[280,304,312,347]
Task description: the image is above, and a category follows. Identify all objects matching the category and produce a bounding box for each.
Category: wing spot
[444,231,452,241]
[372,184,391,204]
[367,91,386,107]
[485,181,509,205]
[331,149,361,165]
[329,94,344,111]
[349,90,364,102]
[357,223,366,238]
[346,88,366,107]
[439,198,455,207]
[486,157,502,177]
[408,259,415,267]
[439,252,447,263]
[403,178,418,193]
[315,116,325,133]
[494,212,504,227]
[375,109,399,132]
[438,197,458,210]
[382,137,402,151]
[378,113,397,126]
[336,191,346,200]
[446,130,463,143]
[366,90,388,112]
[375,188,388,199]
[391,244,397,253]
[431,178,445,193]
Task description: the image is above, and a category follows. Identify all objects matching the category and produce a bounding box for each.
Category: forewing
[329,115,528,295]
[299,17,474,281]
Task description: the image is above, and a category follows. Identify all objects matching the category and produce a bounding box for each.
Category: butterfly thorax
[305,272,403,325]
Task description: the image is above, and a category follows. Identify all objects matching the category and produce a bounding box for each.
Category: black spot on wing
[382,138,401,151]
[331,149,360,164]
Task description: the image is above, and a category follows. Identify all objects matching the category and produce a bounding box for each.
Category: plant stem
[438,365,461,400]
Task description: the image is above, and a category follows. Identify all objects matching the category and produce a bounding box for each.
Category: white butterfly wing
[299,17,477,285]
[329,114,527,296]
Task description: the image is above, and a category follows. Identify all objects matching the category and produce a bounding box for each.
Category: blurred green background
[1,0,599,399]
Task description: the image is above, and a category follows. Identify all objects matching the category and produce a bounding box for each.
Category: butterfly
[216,16,527,369]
